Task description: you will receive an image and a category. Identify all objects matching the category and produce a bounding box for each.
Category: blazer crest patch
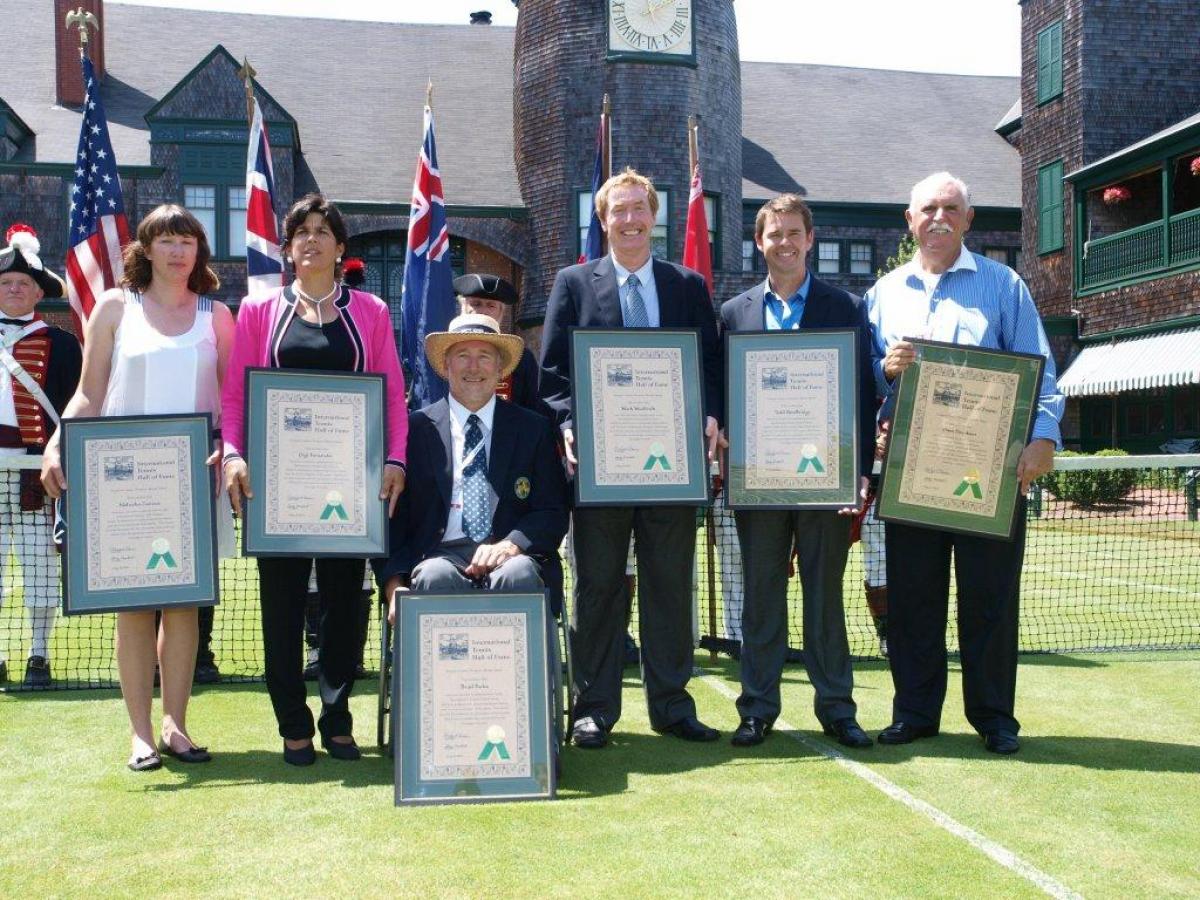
[514,476,531,500]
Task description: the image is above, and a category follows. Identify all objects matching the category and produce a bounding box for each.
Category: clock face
[608,0,693,57]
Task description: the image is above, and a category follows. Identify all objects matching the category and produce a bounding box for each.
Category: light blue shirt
[611,254,660,328]
[865,247,1064,446]
[763,272,812,330]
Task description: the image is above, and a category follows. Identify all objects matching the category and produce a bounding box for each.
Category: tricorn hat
[0,225,65,299]
[452,272,518,306]
[424,313,524,380]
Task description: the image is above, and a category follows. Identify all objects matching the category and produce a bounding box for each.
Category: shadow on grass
[862,732,1200,774]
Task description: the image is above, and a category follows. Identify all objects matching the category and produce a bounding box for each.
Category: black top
[277,313,355,371]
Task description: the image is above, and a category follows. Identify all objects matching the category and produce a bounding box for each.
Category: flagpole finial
[602,93,611,115]
[64,7,99,56]
[426,80,434,109]
[237,57,258,126]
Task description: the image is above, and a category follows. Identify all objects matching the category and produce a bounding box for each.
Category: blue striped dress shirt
[865,248,1064,446]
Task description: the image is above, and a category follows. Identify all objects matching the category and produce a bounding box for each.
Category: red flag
[682,160,713,296]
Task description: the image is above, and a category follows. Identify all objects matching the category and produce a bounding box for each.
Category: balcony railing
[1081,207,1200,289]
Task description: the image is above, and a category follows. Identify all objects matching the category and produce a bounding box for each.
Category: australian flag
[579,106,608,263]
[245,96,284,295]
[400,104,454,409]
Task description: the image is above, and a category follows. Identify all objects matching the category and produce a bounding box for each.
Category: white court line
[1025,563,1200,598]
[698,674,1083,900]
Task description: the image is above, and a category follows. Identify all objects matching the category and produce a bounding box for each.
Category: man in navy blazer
[719,194,875,749]
[374,314,568,619]
[539,168,723,748]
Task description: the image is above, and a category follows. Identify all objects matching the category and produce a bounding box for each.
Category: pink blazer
[221,287,409,467]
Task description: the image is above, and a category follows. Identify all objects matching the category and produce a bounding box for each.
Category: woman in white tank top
[42,205,235,772]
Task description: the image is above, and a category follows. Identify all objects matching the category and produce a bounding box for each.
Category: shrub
[1041,449,1138,506]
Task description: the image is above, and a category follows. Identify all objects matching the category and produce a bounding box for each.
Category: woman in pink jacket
[222,194,407,766]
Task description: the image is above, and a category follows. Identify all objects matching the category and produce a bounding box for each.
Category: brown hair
[754,194,814,241]
[594,167,659,221]
[120,204,220,294]
[281,193,348,276]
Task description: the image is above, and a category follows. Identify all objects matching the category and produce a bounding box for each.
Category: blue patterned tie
[624,273,649,328]
[462,414,490,542]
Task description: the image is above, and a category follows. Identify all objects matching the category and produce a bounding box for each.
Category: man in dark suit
[375,313,568,616]
[719,195,875,748]
[539,167,723,748]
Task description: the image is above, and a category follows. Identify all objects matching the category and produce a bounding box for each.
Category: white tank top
[101,290,220,418]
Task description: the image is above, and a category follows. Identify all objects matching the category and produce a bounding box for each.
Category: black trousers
[258,556,365,741]
[884,502,1026,735]
[570,505,698,731]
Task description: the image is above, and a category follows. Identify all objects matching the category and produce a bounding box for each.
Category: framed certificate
[570,328,710,506]
[61,414,218,615]
[876,340,1045,540]
[393,591,556,805]
[725,330,860,509]
[242,368,387,557]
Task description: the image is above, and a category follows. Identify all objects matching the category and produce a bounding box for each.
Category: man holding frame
[539,168,723,748]
[719,195,876,748]
[866,172,1063,755]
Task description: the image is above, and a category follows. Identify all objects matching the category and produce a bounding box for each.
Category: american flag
[65,54,130,329]
[400,103,454,408]
[245,97,284,295]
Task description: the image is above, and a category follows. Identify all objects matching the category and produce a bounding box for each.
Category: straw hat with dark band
[425,313,524,379]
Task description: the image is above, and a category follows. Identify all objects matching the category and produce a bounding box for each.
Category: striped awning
[1057,327,1200,397]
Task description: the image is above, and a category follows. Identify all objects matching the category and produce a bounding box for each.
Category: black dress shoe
[661,715,720,742]
[193,660,220,685]
[730,716,771,747]
[824,718,872,749]
[983,730,1020,755]
[876,721,939,745]
[571,715,608,749]
[283,741,317,766]
[24,655,51,688]
[322,737,362,761]
[0,660,8,683]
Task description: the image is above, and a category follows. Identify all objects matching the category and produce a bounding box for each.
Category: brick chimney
[55,0,105,107]
[470,10,493,25]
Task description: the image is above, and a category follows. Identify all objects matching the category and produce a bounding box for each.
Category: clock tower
[514,0,742,333]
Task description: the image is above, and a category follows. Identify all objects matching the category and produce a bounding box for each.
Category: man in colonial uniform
[0,225,82,686]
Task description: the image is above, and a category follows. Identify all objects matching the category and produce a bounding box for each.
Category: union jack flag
[65,54,130,330]
[245,96,284,295]
[400,103,455,408]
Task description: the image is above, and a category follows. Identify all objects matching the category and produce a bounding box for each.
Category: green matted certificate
[876,340,1045,540]
[393,591,555,805]
[725,329,860,509]
[242,368,387,558]
[61,413,218,615]
[569,327,710,506]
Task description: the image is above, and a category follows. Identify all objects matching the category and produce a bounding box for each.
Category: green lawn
[2,652,1196,897]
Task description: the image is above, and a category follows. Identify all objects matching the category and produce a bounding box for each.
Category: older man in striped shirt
[866,172,1064,756]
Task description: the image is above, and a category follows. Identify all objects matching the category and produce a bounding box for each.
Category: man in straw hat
[373,313,568,618]
[0,224,82,686]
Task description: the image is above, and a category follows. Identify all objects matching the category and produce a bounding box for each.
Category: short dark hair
[281,193,349,269]
[120,204,220,295]
[754,194,813,241]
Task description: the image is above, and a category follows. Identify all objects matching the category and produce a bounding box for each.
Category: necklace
[293,281,340,326]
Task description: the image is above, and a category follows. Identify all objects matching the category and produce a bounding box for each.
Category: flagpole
[237,57,257,127]
[688,114,699,177]
[602,93,612,181]
[427,79,434,110]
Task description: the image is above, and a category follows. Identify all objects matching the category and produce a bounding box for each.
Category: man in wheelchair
[374,312,569,622]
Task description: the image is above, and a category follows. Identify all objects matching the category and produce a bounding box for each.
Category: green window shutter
[1038,160,1064,254]
[1037,21,1063,104]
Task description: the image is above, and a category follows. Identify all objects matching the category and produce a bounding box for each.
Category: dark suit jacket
[374,397,570,599]
[538,256,722,432]
[720,276,876,477]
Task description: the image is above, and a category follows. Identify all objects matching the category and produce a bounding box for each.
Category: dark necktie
[462,413,490,542]
[624,273,649,328]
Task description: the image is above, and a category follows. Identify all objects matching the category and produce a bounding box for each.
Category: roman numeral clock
[608,0,696,64]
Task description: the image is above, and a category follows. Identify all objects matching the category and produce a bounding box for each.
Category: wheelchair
[375,565,574,756]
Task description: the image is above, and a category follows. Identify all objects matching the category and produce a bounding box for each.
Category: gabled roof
[739,62,1020,207]
[0,3,1020,210]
